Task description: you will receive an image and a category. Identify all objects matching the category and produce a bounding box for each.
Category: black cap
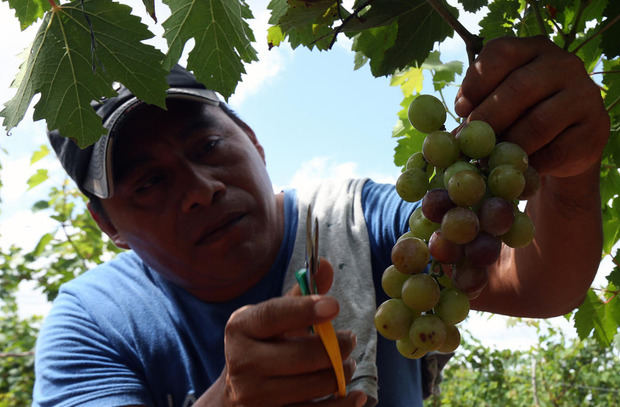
[48,65,220,199]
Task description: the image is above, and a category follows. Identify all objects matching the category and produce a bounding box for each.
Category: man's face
[100,101,284,302]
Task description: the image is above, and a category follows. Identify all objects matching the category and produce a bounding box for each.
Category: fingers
[455,36,551,118]
[228,330,357,377]
[240,358,358,406]
[227,295,339,340]
[289,391,368,407]
[286,257,335,297]
[455,35,610,178]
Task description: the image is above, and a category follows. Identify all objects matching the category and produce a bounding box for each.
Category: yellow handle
[313,321,346,397]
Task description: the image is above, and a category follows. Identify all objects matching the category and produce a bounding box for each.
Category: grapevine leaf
[391,67,424,97]
[479,0,519,41]
[277,0,338,33]
[421,51,463,92]
[30,145,49,164]
[393,94,425,167]
[1,0,169,148]
[352,25,398,75]
[601,1,620,57]
[456,0,487,13]
[32,200,50,211]
[268,0,288,25]
[26,169,48,190]
[4,0,50,30]
[162,0,258,99]
[267,25,285,49]
[602,198,620,256]
[572,26,602,73]
[574,289,617,347]
[381,1,456,77]
[141,0,157,22]
[607,262,620,288]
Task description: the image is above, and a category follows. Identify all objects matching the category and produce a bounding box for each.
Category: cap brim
[82,88,220,199]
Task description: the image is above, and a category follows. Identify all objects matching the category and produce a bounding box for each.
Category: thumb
[286,257,334,297]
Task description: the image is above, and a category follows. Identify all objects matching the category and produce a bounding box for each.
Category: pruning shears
[295,205,346,397]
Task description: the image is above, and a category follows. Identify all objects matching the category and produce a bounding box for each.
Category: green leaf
[30,145,49,165]
[33,233,54,256]
[391,67,424,97]
[479,0,520,41]
[607,263,620,288]
[4,0,51,30]
[268,0,288,25]
[381,0,456,76]
[141,0,157,22]
[421,51,463,91]
[574,289,618,347]
[32,200,50,211]
[601,200,620,256]
[162,0,258,99]
[267,25,285,49]
[26,169,48,190]
[457,0,487,13]
[600,0,620,59]
[1,0,168,148]
[392,94,425,167]
[352,25,398,76]
[277,0,337,33]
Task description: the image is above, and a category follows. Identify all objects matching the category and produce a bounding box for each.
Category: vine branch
[527,0,548,37]
[564,0,588,51]
[325,0,377,50]
[424,0,483,65]
[572,13,620,55]
[0,351,34,358]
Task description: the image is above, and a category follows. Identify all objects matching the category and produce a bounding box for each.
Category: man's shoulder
[59,250,151,296]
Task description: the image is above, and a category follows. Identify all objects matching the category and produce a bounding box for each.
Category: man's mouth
[195,213,246,246]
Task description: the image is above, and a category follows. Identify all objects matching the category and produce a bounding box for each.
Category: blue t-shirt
[33,180,421,407]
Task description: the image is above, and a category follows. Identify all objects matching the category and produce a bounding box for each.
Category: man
[34,36,609,407]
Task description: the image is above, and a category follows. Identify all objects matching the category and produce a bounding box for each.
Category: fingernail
[314,297,338,318]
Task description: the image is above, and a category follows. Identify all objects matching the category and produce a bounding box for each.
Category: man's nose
[180,164,225,212]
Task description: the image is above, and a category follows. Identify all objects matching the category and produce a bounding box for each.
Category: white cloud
[273,156,396,193]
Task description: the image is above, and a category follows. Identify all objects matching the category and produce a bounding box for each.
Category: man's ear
[87,202,130,250]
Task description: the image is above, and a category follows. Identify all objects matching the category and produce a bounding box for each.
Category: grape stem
[48,0,60,10]
[424,0,483,65]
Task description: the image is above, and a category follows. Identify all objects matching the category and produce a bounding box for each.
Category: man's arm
[456,36,610,317]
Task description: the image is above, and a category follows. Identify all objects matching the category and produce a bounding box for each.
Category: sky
[0,0,614,351]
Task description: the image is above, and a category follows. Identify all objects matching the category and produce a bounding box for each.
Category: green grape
[422,131,460,169]
[501,211,535,248]
[397,231,416,242]
[456,120,496,158]
[434,287,470,325]
[391,237,430,274]
[396,168,429,202]
[409,314,447,352]
[401,274,441,312]
[440,207,480,244]
[488,164,526,201]
[396,336,427,359]
[488,142,528,172]
[447,169,486,207]
[437,324,461,353]
[408,207,440,241]
[408,94,446,133]
[374,299,416,340]
[382,265,410,298]
[443,160,477,187]
[406,152,428,170]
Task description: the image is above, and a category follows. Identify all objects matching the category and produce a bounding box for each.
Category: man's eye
[198,139,220,156]
[136,174,164,193]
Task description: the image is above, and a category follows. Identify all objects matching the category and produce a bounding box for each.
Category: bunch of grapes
[374,94,539,359]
